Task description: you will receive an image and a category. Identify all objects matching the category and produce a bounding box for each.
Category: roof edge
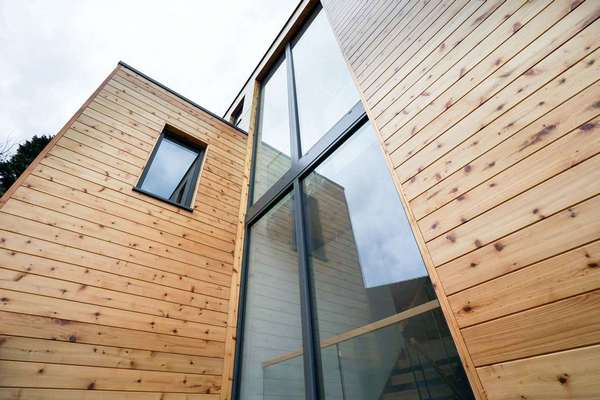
[117,61,247,136]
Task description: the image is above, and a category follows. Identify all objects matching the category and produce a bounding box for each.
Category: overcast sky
[0,0,298,150]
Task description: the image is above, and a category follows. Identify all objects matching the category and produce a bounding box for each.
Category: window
[251,5,358,205]
[231,97,245,127]
[135,128,205,210]
[236,4,474,400]
[292,9,359,155]
[252,57,292,203]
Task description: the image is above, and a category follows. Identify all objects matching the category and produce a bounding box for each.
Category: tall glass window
[303,123,473,399]
[237,4,475,400]
[252,58,291,203]
[238,193,305,400]
[292,9,359,155]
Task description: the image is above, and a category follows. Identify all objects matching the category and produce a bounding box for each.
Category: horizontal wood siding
[0,64,247,399]
[322,0,600,399]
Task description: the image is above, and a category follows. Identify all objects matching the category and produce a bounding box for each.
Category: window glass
[292,9,359,155]
[252,58,292,203]
[138,134,202,208]
[239,192,305,400]
[302,122,474,399]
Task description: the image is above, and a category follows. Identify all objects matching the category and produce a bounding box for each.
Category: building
[0,0,599,399]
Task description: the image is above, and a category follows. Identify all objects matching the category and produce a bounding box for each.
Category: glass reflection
[252,58,292,203]
[292,8,359,155]
[140,136,200,204]
[303,122,447,398]
[239,193,305,400]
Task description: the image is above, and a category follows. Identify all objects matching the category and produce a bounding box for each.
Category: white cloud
[0,0,298,147]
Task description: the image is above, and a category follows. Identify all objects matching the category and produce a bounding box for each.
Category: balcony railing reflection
[262,300,474,400]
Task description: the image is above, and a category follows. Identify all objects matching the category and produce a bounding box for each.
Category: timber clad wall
[322,0,600,399]
[0,64,247,399]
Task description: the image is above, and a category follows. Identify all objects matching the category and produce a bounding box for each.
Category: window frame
[233,6,367,397]
[133,127,206,212]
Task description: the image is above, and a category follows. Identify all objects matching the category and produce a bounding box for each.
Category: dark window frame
[231,97,245,127]
[233,5,368,399]
[133,127,206,212]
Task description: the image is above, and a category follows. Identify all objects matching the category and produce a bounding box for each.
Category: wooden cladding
[322,0,600,399]
[0,64,247,399]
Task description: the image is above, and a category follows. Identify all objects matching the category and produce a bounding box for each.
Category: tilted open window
[134,127,205,211]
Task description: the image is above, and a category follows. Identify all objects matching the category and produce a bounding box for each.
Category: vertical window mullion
[287,42,323,400]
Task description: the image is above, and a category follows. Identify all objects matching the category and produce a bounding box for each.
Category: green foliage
[0,134,53,196]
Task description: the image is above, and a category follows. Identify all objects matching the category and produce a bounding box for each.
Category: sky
[0,0,298,151]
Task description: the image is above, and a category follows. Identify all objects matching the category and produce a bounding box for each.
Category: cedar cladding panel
[321,0,600,399]
[0,64,247,399]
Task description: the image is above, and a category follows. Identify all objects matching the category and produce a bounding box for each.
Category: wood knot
[588,262,599,269]
[87,382,96,390]
[557,373,569,385]
[68,335,77,343]
[446,234,456,243]
[462,305,473,313]
[494,242,505,252]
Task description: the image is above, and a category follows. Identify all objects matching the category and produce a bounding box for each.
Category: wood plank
[414,81,600,226]
[0,360,220,393]
[2,196,235,269]
[28,165,235,245]
[11,185,235,258]
[462,290,600,366]
[0,311,224,357]
[0,247,228,313]
[0,335,223,375]
[428,153,600,266]
[437,194,600,295]
[0,229,228,300]
[477,344,600,400]
[381,0,588,143]
[391,14,600,172]
[0,388,218,400]
[0,267,227,326]
[0,210,233,287]
[405,48,600,203]
[449,241,600,328]
[0,289,226,341]
[364,1,480,100]
[367,0,525,127]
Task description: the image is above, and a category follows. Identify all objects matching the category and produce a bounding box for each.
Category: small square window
[134,127,205,210]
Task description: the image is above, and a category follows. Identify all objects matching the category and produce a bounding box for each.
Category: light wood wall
[0,64,247,399]
[321,0,600,399]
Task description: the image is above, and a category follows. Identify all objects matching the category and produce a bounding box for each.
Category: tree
[0,134,53,196]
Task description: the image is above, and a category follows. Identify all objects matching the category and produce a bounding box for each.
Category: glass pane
[239,192,305,400]
[302,122,474,399]
[252,58,292,203]
[140,136,199,201]
[292,8,359,155]
[333,308,474,400]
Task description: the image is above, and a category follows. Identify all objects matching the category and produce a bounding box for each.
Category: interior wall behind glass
[252,58,292,203]
[239,193,305,400]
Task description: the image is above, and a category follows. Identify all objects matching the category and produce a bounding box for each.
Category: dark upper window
[231,97,245,127]
[135,128,205,210]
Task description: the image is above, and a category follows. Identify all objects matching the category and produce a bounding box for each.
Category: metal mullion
[293,178,323,400]
[246,101,366,225]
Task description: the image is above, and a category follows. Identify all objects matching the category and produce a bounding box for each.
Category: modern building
[0,0,599,399]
